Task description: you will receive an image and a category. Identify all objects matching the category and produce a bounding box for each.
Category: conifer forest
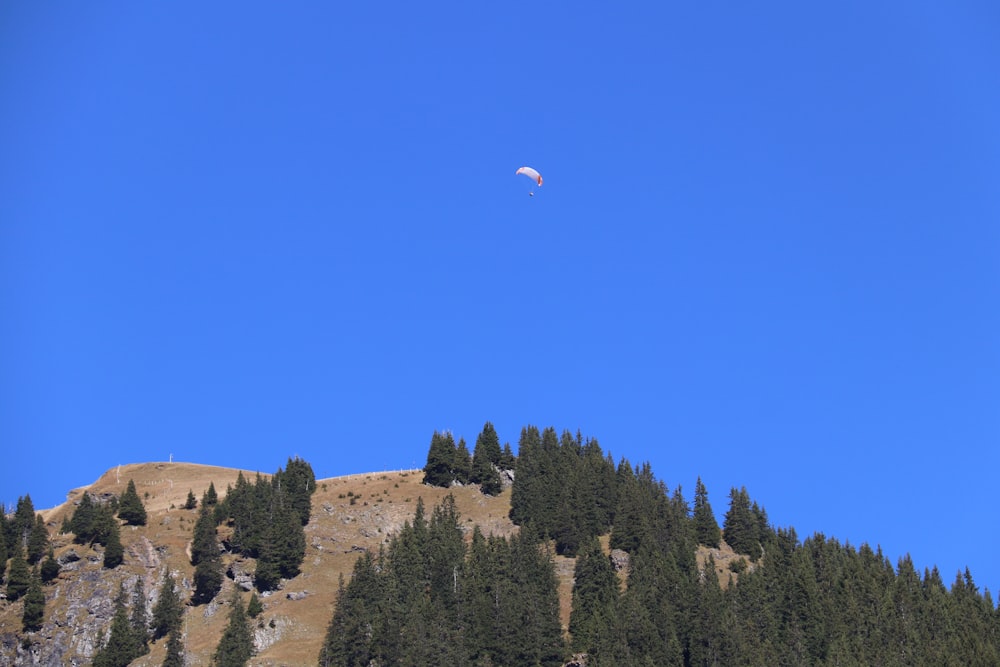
[3,427,999,666]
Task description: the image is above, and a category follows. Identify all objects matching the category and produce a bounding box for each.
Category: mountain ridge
[4,461,522,666]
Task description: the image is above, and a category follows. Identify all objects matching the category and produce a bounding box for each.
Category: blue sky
[3,3,998,595]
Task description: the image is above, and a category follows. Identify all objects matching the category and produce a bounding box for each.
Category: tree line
[319,494,564,666]
[413,422,1000,665]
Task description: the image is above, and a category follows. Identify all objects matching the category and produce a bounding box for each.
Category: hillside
[1,462,530,666]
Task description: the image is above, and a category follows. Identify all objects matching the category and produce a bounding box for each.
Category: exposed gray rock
[610,548,630,575]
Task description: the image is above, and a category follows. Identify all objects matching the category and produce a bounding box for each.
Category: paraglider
[516,166,543,186]
[516,166,542,196]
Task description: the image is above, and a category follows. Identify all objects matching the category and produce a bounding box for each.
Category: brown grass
[5,462,734,665]
[5,463,524,666]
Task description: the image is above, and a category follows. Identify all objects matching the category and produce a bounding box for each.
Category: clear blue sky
[3,3,998,596]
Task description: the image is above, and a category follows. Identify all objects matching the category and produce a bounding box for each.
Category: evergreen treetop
[118,479,148,526]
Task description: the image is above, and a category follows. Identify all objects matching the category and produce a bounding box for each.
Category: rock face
[2,557,151,667]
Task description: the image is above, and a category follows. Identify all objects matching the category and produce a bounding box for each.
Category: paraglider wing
[516,166,543,186]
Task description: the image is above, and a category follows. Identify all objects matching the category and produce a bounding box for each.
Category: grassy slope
[4,463,517,666]
[3,462,743,666]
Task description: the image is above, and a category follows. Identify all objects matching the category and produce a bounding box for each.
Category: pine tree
[13,494,36,548]
[422,430,456,487]
[570,537,619,655]
[151,572,183,640]
[204,481,219,507]
[453,437,472,484]
[191,507,223,604]
[191,505,218,566]
[693,476,721,548]
[212,589,254,667]
[118,479,148,526]
[6,546,31,601]
[130,577,150,655]
[27,514,49,565]
[471,421,503,485]
[22,568,45,632]
[279,456,317,526]
[509,425,542,526]
[93,585,143,667]
[103,517,124,569]
[184,489,198,510]
[193,552,224,606]
[70,492,98,544]
[723,486,759,557]
[162,630,185,667]
[40,548,60,583]
[247,591,263,619]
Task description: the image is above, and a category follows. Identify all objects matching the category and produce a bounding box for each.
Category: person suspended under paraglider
[516,166,543,196]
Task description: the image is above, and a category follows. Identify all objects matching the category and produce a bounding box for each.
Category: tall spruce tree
[723,486,759,557]
[102,517,124,569]
[570,537,619,655]
[422,430,456,487]
[212,589,254,667]
[40,548,60,583]
[151,572,183,640]
[693,476,721,548]
[184,489,198,510]
[470,421,502,484]
[22,568,45,633]
[6,545,31,601]
[93,584,143,667]
[27,514,49,565]
[130,577,150,654]
[278,456,317,526]
[13,495,36,548]
[70,492,98,544]
[191,507,223,604]
[118,479,148,526]
[453,437,472,485]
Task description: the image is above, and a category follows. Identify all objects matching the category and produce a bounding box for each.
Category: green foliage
[27,515,49,565]
[102,518,124,569]
[569,537,618,655]
[212,589,254,667]
[319,495,566,667]
[723,486,759,557]
[162,630,185,667]
[118,479,148,526]
[92,584,147,667]
[693,476,721,548]
[470,421,503,485]
[453,437,472,484]
[276,456,317,526]
[246,592,263,619]
[21,569,45,633]
[184,489,198,510]
[191,507,223,604]
[422,430,457,487]
[130,578,150,653]
[5,546,30,601]
[203,481,219,507]
[254,481,306,589]
[69,493,120,549]
[39,548,60,583]
[69,493,97,543]
[151,572,183,640]
[13,495,36,548]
